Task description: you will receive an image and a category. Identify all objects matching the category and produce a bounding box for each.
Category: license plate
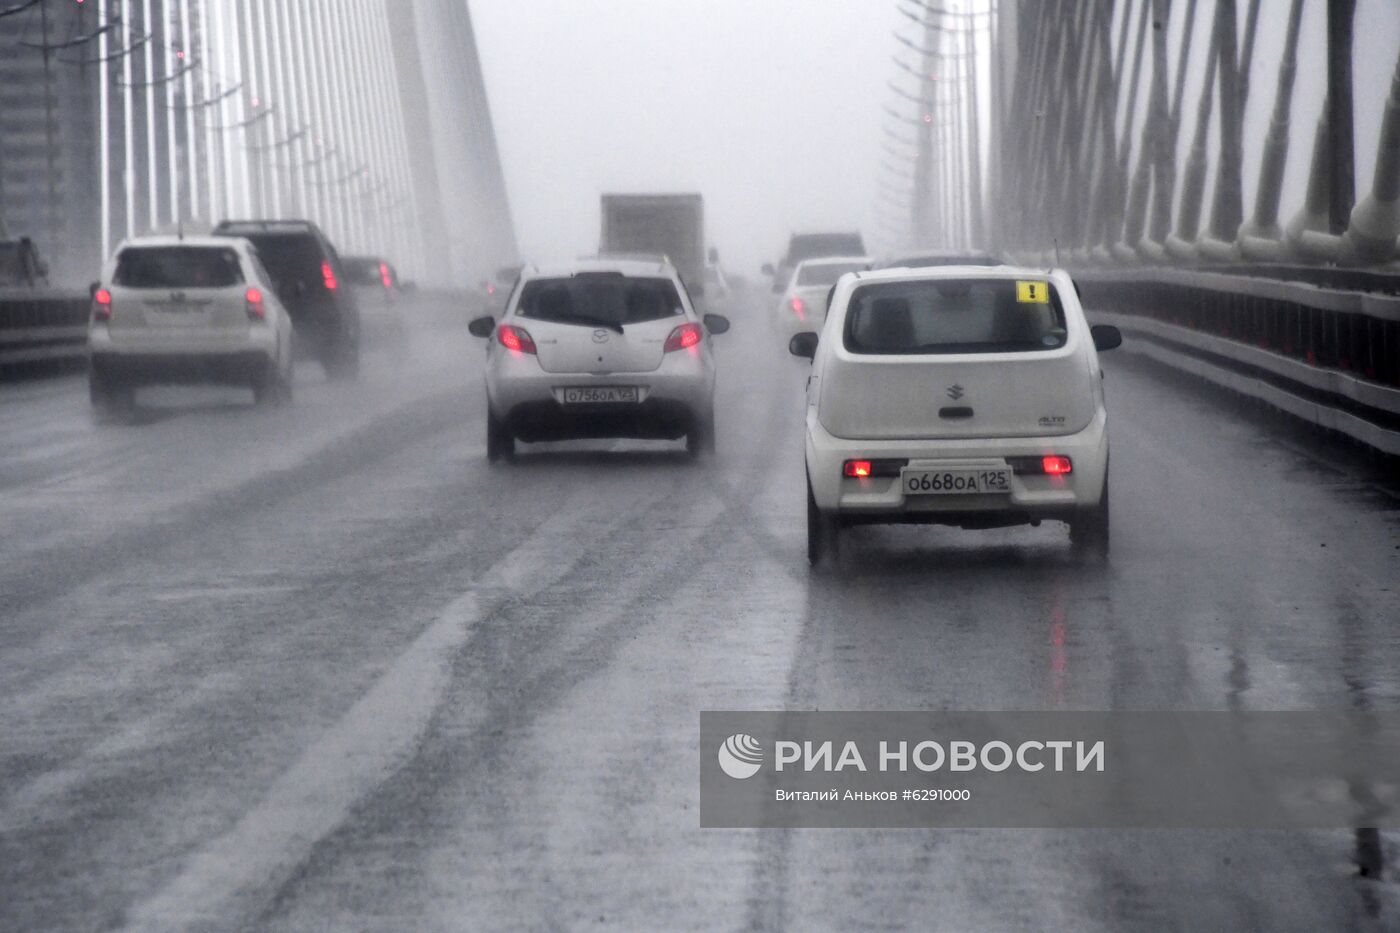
[902,468,1011,495]
[561,386,639,405]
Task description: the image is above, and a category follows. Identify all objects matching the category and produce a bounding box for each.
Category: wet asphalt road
[1,289,1398,931]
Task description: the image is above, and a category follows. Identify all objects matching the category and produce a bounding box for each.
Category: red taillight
[790,296,806,320]
[92,287,113,322]
[843,459,872,478]
[321,260,338,291]
[379,262,393,289]
[486,283,496,295]
[245,287,266,320]
[497,324,536,354]
[1042,455,1073,475]
[664,322,704,353]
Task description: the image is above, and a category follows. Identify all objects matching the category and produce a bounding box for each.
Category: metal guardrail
[1077,268,1400,456]
[0,288,90,373]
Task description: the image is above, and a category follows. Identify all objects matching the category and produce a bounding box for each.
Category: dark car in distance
[212,220,360,379]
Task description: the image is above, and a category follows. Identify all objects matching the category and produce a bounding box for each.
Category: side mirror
[1090,324,1122,351]
[789,331,818,360]
[760,263,775,276]
[703,313,730,335]
[468,315,495,338]
[89,281,100,298]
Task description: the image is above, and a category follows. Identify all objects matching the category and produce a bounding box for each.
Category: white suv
[468,258,729,460]
[88,235,295,417]
[790,266,1122,564]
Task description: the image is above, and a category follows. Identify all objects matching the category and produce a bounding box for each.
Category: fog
[472,0,1398,274]
[472,0,891,272]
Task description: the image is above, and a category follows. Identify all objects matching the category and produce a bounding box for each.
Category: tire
[253,364,293,407]
[321,334,360,381]
[486,409,514,463]
[89,372,133,423]
[807,475,840,567]
[686,410,716,459]
[1070,479,1110,560]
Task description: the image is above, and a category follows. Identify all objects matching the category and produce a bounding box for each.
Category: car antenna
[1052,237,1061,270]
[177,219,183,241]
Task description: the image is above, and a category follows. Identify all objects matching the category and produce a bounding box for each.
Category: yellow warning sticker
[1016,281,1050,304]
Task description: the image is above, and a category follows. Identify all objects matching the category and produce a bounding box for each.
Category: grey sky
[472,0,890,271]
[470,1,1398,273]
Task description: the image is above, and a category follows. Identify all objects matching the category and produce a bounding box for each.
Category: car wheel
[89,373,133,423]
[1070,479,1110,560]
[686,411,716,458]
[807,475,840,567]
[322,337,360,381]
[253,365,293,407]
[487,410,514,463]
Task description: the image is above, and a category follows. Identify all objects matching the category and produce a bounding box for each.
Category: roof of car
[842,264,1064,285]
[527,257,677,279]
[872,250,1006,269]
[112,234,252,251]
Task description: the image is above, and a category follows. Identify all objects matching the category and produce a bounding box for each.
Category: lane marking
[121,485,660,931]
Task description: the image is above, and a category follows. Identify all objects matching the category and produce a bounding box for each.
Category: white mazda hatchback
[469,258,729,460]
[789,266,1121,564]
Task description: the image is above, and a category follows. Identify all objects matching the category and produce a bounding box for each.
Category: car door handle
[939,406,974,420]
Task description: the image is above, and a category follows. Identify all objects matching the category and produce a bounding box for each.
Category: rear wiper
[557,314,624,334]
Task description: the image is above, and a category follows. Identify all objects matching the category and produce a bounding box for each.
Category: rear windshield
[843,279,1068,355]
[342,258,384,286]
[236,233,326,289]
[516,274,684,327]
[798,261,866,287]
[788,234,864,263]
[113,246,244,288]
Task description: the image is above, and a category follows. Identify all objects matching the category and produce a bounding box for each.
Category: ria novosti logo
[717,733,764,779]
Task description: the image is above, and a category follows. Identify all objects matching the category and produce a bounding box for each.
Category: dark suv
[212,220,360,379]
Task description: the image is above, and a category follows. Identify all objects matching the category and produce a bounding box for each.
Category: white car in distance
[790,266,1122,565]
[468,258,730,460]
[87,235,295,418]
[775,256,870,338]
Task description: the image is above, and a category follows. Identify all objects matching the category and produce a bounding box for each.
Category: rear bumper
[486,348,714,441]
[805,407,1109,521]
[90,350,275,386]
[502,397,701,442]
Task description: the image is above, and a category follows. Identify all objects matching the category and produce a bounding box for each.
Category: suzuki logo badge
[947,384,965,400]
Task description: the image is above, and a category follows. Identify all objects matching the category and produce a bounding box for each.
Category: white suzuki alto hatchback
[789,266,1121,564]
[88,235,295,417]
[469,258,729,460]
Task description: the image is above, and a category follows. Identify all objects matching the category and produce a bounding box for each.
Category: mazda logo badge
[947,384,965,400]
[592,329,610,343]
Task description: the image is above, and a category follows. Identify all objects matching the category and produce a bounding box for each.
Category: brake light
[245,287,266,320]
[1042,455,1073,475]
[664,322,704,353]
[379,262,392,289]
[843,459,872,478]
[790,296,806,320]
[92,287,113,322]
[321,260,338,291]
[497,324,536,354]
